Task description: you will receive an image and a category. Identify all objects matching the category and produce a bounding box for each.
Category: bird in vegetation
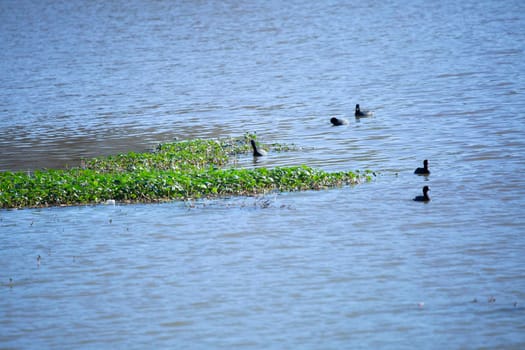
[413,186,430,202]
[414,159,430,175]
[355,104,373,117]
[250,139,267,157]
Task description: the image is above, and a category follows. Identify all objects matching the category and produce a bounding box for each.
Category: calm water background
[1,0,525,348]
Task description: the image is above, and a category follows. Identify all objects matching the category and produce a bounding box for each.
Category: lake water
[1,0,525,348]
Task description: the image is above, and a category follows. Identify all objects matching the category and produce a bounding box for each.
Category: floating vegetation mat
[0,134,374,209]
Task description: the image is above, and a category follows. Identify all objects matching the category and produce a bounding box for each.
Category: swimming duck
[250,139,267,157]
[414,159,430,175]
[413,186,430,202]
[330,117,349,126]
[355,104,373,117]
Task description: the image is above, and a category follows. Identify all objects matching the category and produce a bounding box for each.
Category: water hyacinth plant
[0,134,374,209]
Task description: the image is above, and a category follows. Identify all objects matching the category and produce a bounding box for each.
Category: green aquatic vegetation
[84,139,229,172]
[82,133,298,172]
[0,135,373,209]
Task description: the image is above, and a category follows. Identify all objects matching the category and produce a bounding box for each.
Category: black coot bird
[414,159,430,175]
[413,186,430,202]
[330,117,349,126]
[355,104,373,117]
[250,139,267,157]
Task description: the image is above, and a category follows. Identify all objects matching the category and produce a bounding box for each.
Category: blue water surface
[1,0,525,348]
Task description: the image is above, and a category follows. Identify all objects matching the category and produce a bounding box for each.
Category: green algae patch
[0,136,373,209]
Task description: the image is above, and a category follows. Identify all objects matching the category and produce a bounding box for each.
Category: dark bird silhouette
[413,186,430,202]
[414,159,430,175]
[355,104,373,117]
[330,117,349,126]
[250,139,267,157]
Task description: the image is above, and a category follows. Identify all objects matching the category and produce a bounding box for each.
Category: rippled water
[1,0,525,348]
